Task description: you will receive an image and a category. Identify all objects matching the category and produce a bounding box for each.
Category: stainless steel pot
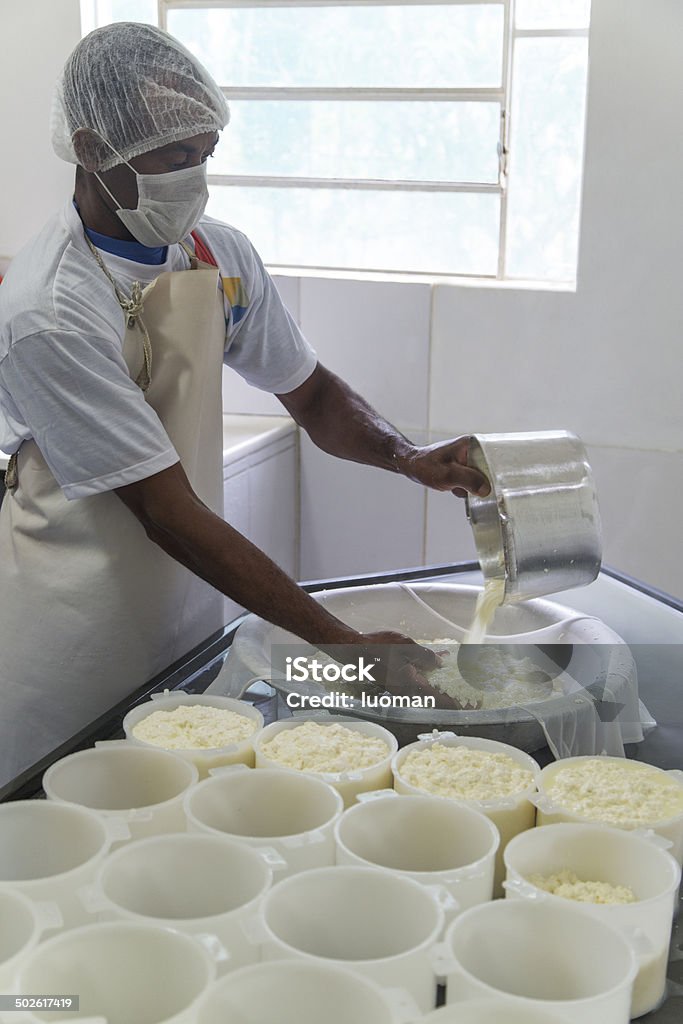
[466,431,602,602]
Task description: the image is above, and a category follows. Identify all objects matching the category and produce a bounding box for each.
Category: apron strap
[5,451,17,490]
[190,231,219,268]
[83,234,153,392]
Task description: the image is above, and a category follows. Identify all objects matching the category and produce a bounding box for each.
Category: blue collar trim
[83,225,168,265]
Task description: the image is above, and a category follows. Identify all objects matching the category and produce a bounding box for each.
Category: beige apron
[0,248,226,787]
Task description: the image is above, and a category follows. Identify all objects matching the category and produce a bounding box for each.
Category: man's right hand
[321,630,452,701]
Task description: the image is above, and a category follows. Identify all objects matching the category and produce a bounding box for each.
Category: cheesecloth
[51,22,229,171]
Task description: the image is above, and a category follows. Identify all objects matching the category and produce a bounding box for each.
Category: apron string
[83,234,153,392]
[5,452,17,490]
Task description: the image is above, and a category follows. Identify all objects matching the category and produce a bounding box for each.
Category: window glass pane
[208,186,500,276]
[505,38,588,281]
[168,6,504,89]
[215,101,500,184]
[515,1,591,30]
[91,0,156,27]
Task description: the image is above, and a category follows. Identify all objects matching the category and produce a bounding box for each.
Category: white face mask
[95,159,209,247]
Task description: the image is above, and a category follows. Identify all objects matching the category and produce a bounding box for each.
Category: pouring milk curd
[464,577,506,644]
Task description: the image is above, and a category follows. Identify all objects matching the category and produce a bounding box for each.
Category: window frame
[128,1,588,280]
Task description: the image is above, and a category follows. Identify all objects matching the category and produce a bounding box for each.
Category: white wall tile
[222,466,251,622]
[222,440,299,618]
[299,435,425,580]
[586,445,683,600]
[425,488,478,568]
[271,275,301,322]
[222,367,283,416]
[247,444,299,578]
[299,278,431,437]
[429,285,587,438]
[0,0,80,259]
[222,467,251,538]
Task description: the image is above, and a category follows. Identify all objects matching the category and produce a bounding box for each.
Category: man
[0,23,488,786]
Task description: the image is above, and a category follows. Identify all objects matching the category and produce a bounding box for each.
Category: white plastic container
[392,731,539,893]
[43,741,199,840]
[79,833,271,975]
[0,801,126,928]
[440,900,637,1024]
[335,791,498,922]
[534,755,683,864]
[183,766,343,876]
[253,716,398,807]
[14,921,216,1023]
[194,960,417,1024]
[422,1002,571,1023]
[0,889,62,991]
[503,822,681,1018]
[123,692,264,777]
[254,865,444,1013]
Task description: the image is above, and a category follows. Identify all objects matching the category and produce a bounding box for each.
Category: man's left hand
[397,436,491,498]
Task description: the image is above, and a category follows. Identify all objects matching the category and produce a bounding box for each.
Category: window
[81,1,591,282]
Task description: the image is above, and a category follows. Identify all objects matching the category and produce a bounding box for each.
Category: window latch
[498,109,509,188]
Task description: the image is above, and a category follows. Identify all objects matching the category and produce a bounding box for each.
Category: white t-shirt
[0,201,316,499]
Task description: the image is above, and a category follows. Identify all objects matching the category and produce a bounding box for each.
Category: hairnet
[51,22,230,172]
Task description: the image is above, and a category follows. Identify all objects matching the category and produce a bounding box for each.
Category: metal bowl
[221,583,636,754]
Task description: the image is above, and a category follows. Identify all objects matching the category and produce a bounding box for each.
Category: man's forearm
[278,363,490,497]
[117,466,358,647]
[116,461,444,688]
[278,364,416,474]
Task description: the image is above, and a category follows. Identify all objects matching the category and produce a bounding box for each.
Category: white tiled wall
[429,286,581,439]
[299,277,432,436]
[298,433,426,580]
[295,277,432,579]
[585,445,683,598]
[247,444,299,577]
[424,487,478,568]
[0,0,79,261]
[222,433,298,619]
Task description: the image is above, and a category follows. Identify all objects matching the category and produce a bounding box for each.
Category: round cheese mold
[132,705,257,750]
[254,718,397,808]
[502,822,682,1018]
[392,733,540,896]
[535,755,683,864]
[528,869,635,904]
[259,721,389,773]
[541,757,683,826]
[397,743,534,801]
[123,693,264,778]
